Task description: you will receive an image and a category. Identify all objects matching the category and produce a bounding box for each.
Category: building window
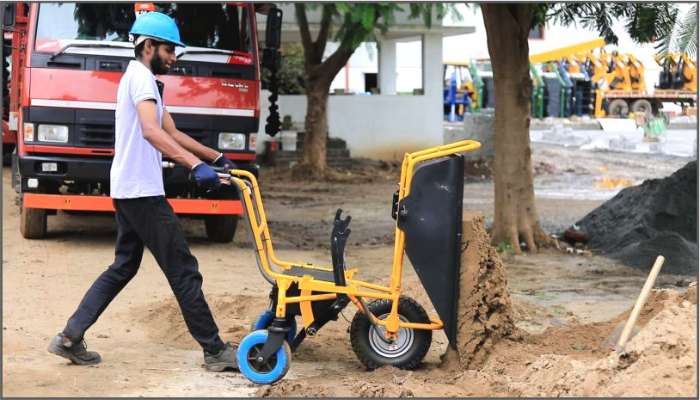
[529,24,545,40]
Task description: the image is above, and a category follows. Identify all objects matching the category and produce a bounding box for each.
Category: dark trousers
[63,196,225,354]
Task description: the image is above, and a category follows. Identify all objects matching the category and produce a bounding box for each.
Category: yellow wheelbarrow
[223,140,481,384]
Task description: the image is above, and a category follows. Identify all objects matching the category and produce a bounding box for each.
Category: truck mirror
[2,4,15,29]
[265,7,282,50]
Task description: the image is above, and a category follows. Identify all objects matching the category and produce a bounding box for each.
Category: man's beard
[150,49,169,75]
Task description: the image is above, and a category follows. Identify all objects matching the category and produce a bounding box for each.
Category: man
[48,11,238,372]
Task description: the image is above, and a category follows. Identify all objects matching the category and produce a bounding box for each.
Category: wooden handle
[617,255,665,350]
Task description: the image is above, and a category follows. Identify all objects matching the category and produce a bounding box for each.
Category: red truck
[2,2,282,241]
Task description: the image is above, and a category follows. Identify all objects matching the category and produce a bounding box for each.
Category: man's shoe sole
[47,341,101,366]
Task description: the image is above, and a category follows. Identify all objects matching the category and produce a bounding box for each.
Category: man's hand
[213,153,237,172]
[191,162,221,192]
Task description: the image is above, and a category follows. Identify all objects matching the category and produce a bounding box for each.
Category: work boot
[47,333,101,365]
[204,342,238,372]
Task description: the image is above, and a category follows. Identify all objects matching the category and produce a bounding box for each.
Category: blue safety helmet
[130,12,185,47]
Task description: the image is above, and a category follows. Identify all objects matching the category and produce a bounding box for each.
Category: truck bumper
[18,154,113,184]
[23,193,243,215]
[17,154,257,215]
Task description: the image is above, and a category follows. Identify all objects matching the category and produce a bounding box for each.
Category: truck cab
[4,3,281,241]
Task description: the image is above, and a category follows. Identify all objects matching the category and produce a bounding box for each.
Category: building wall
[257,90,444,161]
[325,40,425,95]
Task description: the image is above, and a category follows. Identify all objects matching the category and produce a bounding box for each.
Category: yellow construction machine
[657,52,697,92]
[593,50,697,118]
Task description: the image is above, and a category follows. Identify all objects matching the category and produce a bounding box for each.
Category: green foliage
[407,3,460,29]
[297,3,461,54]
[332,3,404,49]
[545,2,678,45]
[655,4,697,58]
[261,42,305,94]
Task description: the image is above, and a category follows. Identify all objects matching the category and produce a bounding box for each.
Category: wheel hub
[368,313,414,359]
[248,344,278,373]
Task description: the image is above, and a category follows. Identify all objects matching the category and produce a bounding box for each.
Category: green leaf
[335,3,351,15]
[674,4,698,58]
[361,6,376,31]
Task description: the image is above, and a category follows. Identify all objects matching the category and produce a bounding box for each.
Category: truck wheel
[2,144,14,166]
[607,99,629,118]
[350,296,432,371]
[631,99,653,119]
[11,149,20,193]
[204,215,238,243]
[20,206,47,239]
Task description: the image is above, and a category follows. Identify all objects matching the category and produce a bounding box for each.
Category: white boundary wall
[257,92,443,161]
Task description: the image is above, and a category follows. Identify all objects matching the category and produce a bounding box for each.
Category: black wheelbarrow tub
[397,154,464,346]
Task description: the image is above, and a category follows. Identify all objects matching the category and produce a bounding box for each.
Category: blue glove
[213,153,237,172]
[191,162,221,192]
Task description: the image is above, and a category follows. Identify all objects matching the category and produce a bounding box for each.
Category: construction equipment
[592,50,697,118]
[657,52,697,91]
[443,61,484,120]
[529,38,604,118]
[2,3,283,241]
[225,140,481,384]
[443,62,473,121]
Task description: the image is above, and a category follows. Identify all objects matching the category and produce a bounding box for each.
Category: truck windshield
[35,3,253,62]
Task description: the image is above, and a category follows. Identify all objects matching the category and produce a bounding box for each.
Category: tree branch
[318,45,354,87]
[314,5,334,59]
[295,4,313,60]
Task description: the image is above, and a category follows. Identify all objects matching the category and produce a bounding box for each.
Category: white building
[256,4,473,160]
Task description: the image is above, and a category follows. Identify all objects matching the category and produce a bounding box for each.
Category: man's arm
[136,100,200,169]
[162,109,220,163]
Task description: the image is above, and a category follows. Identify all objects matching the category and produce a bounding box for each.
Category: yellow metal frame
[528,37,605,64]
[228,140,481,339]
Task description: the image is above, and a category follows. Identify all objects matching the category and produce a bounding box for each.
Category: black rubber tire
[3,144,14,166]
[204,215,238,243]
[11,148,20,193]
[631,99,653,119]
[350,296,432,371]
[607,99,629,118]
[20,205,47,239]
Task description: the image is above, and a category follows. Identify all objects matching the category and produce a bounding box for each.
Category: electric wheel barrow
[223,140,481,384]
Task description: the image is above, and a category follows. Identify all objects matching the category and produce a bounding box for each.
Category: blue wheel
[237,330,292,385]
[251,310,297,343]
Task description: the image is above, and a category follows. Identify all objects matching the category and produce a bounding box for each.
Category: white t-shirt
[110,60,165,199]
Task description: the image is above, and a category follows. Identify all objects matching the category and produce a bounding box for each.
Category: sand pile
[443,213,516,369]
[136,293,268,349]
[255,285,696,397]
[509,288,697,397]
[576,161,697,275]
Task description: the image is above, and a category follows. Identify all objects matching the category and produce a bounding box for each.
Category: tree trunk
[482,4,552,253]
[295,4,354,179]
[302,80,330,175]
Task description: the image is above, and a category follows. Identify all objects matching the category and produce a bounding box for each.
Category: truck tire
[631,99,653,119]
[11,149,20,193]
[20,206,47,239]
[3,144,15,166]
[607,99,629,118]
[204,215,238,243]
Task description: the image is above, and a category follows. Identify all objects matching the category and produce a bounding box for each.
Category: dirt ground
[2,143,696,397]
